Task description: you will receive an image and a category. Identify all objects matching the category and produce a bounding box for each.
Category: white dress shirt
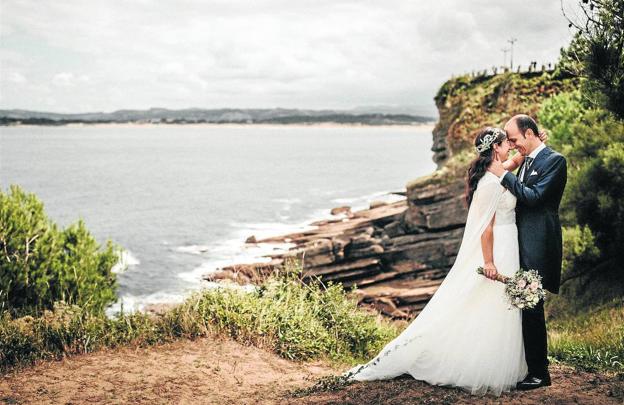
[498,142,547,183]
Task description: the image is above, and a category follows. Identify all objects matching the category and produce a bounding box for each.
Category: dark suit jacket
[501,146,567,294]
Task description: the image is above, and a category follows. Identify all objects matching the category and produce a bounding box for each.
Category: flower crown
[476,128,505,153]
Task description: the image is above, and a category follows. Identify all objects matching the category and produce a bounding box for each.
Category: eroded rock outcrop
[205,179,468,319]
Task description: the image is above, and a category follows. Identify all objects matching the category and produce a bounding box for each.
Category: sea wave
[271,197,302,212]
[111,249,140,273]
[175,244,211,255]
[177,238,295,283]
[330,190,405,210]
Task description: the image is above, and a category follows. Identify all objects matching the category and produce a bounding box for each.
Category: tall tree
[561,0,624,118]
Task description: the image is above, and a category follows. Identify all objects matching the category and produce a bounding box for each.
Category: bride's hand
[483,262,498,280]
[538,130,548,143]
[488,152,506,177]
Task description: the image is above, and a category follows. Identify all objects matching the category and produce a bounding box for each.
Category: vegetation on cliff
[0,258,399,371]
[560,0,624,119]
[0,185,119,316]
[539,91,624,313]
[428,71,578,181]
[549,301,624,372]
[0,184,399,371]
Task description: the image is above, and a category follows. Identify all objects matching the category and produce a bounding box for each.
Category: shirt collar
[528,142,546,160]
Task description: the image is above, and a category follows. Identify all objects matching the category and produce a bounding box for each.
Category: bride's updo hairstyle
[465,127,507,207]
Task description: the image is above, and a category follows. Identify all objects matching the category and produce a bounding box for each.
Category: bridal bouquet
[476,267,546,309]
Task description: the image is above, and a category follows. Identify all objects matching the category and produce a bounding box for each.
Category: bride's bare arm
[503,152,524,171]
[480,215,498,279]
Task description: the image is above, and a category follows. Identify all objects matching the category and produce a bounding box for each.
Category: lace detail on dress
[342,333,423,381]
[494,191,516,226]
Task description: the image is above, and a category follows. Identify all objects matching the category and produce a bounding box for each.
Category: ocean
[0,124,436,315]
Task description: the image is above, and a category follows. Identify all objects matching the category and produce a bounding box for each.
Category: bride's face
[493,138,511,161]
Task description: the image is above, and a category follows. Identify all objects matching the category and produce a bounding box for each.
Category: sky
[0,0,580,116]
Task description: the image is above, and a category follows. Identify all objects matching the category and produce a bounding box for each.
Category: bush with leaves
[560,225,601,290]
[561,0,624,118]
[0,185,119,315]
[0,259,399,371]
[539,93,624,308]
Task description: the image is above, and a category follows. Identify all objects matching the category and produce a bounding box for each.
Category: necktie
[522,157,534,183]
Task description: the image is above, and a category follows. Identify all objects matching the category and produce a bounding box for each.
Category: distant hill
[0,108,435,126]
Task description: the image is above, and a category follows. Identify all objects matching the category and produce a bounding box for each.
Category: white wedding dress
[343,172,528,396]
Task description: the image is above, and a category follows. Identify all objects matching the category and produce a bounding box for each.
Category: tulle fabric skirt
[343,223,528,396]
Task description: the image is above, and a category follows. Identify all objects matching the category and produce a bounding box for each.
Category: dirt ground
[290,367,624,404]
[1,336,623,404]
[0,336,335,405]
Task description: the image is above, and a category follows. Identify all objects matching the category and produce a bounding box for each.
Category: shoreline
[1,122,436,131]
[119,191,412,316]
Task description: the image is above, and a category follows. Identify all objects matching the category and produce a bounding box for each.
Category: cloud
[52,72,90,87]
[7,72,27,84]
[0,0,577,113]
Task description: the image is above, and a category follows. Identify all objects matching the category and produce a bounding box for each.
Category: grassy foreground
[0,259,399,372]
[2,258,621,378]
[548,299,624,373]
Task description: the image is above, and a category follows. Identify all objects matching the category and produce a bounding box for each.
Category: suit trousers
[522,299,549,377]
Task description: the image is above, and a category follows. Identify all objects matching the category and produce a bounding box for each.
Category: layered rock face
[205,71,577,319]
[205,179,468,319]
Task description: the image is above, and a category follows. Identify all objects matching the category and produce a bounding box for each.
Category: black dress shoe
[516,374,551,390]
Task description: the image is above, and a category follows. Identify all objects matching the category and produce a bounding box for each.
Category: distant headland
[0,107,436,126]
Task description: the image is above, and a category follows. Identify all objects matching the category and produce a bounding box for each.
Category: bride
[342,127,530,396]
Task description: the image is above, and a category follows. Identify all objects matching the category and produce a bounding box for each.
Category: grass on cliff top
[408,71,579,190]
[0,259,399,372]
[437,72,577,159]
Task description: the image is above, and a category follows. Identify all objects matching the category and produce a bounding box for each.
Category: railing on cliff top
[454,62,561,80]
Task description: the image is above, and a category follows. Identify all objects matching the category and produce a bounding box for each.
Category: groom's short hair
[514,115,539,138]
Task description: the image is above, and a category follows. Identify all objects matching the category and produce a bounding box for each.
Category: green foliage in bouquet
[0,185,119,316]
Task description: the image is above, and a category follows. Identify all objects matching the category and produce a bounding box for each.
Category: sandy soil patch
[2,336,622,404]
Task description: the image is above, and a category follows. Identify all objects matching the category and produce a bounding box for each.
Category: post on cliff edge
[508,37,517,70]
[501,47,510,69]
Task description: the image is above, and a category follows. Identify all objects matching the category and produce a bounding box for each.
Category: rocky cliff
[205,71,578,319]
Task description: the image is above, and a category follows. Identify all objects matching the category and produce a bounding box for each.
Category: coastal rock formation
[205,179,469,319]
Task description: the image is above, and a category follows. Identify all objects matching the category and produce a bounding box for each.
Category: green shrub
[539,95,624,249]
[540,93,624,311]
[568,142,624,260]
[561,225,601,285]
[0,259,399,371]
[0,185,119,315]
[538,89,587,155]
[168,261,398,362]
[560,0,624,119]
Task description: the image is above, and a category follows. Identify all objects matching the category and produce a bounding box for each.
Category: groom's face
[504,120,530,156]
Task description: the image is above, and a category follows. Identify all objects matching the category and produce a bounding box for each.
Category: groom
[489,114,567,390]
